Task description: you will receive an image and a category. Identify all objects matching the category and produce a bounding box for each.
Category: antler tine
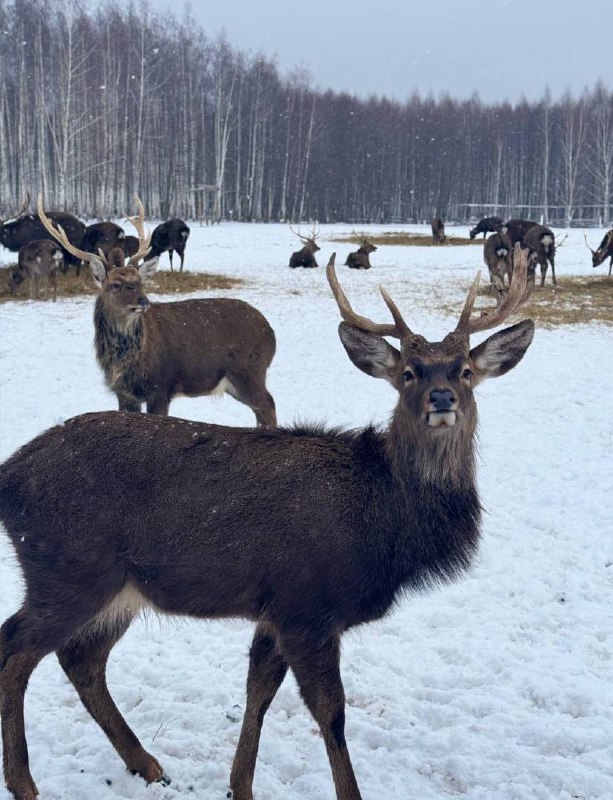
[37,193,106,267]
[125,196,151,265]
[583,233,595,254]
[556,233,569,249]
[457,243,530,335]
[1,191,31,225]
[326,254,410,340]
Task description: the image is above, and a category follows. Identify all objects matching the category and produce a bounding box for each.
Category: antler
[37,193,109,268]
[326,254,412,339]
[124,197,151,265]
[456,243,531,335]
[555,233,569,249]
[1,191,31,224]
[583,233,596,254]
[289,223,319,243]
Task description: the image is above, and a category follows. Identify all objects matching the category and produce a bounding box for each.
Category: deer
[144,218,191,272]
[522,223,557,286]
[469,216,503,239]
[483,232,513,294]
[585,229,613,275]
[0,191,85,273]
[501,218,538,246]
[431,216,445,244]
[0,246,534,800]
[36,195,277,425]
[345,239,377,269]
[82,221,126,262]
[8,239,64,301]
[288,224,320,267]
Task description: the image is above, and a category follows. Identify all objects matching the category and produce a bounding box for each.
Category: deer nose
[138,296,150,309]
[430,389,455,411]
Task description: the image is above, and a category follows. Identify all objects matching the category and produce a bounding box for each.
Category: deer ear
[138,256,159,280]
[338,322,400,384]
[469,319,534,382]
[89,256,107,288]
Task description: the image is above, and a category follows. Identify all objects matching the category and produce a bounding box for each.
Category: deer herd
[0,193,608,800]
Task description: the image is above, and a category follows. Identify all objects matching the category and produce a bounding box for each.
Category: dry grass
[329,231,482,247]
[0,266,245,303]
[438,275,613,329]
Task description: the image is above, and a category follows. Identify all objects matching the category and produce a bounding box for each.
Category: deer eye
[462,368,473,380]
[110,283,121,292]
[403,369,415,383]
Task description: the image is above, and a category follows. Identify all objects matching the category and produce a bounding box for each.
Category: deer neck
[94,298,146,383]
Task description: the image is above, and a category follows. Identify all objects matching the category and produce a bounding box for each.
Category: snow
[0,223,612,800]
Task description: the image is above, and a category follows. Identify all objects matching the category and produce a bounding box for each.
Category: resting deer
[37,195,277,425]
[345,239,377,269]
[288,224,320,267]
[9,240,63,301]
[585,229,613,275]
[0,247,534,800]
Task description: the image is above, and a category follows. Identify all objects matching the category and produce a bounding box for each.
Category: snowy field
[0,223,611,800]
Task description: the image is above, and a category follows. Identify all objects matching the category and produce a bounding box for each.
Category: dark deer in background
[469,216,503,239]
[501,218,538,246]
[523,223,557,286]
[8,240,63,301]
[37,196,277,425]
[483,232,513,294]
[82,221,126,262]
[585,229,613,275]
[345,239,377,270]
[431,216,445,243]
[0,249,534,800]
[289,224,320,267]
[143,218,191,272]
[0,192,85,273]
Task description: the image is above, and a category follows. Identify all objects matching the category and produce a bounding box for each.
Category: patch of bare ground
[438,275,612,329]
[0,266,245,303]
[329,231,482,247]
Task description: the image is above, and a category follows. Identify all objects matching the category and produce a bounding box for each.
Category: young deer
[0,250,534,800]
[345,239,377,269]
[9,240,63,301]
[37,195,277,425]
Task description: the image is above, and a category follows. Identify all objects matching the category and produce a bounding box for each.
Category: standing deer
[144,218,191,272]
[81,221,126,263]
[501,218,538,246]
[431,216,445,244]
[0,249,534,800]
[345,239,377,269]
[585,229,613,275]
[469,216,503,239]
[483,232,513,293]
[37,195,277,425]
[8,240,64,301]
[288,225,320,267]
[523,223,557,286]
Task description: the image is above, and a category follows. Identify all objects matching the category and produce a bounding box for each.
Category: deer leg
[549,258,557,286]
[56,618,167,785]
[168,249,174,272]
[280,633,362,800]
[117,395,142,413]
[229,622,288,800]
[540,263,547,287]
[226,375,277,428]
[146,396,170,415]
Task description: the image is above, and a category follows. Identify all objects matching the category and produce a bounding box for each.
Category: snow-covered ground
[0,223,611,800]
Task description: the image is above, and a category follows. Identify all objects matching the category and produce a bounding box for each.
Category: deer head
[289,223,320,253]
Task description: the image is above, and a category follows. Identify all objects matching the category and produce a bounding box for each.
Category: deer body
[431,216,445,244]
[145,218,191,271]
[345,241,377,270]
[469,216,503,239]
[501,218,538,246]
[0,255,534,800]
[587,229,613,274]
[483,232,513,291]
[523,223,556,286]
[9,240,63,301]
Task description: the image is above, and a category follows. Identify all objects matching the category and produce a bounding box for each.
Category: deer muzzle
[427,389,457,427]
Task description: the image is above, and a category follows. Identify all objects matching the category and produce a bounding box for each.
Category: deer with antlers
[36,195,277,425]
[288,224,320,267]
[585,229,613,275]
[0,244,534,800]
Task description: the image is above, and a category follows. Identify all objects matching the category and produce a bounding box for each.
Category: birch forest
[0,0,611,225]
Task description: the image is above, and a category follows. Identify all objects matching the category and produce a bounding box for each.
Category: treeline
[0,0,611,225]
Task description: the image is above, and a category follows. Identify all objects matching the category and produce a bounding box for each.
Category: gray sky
[147,0,611,104]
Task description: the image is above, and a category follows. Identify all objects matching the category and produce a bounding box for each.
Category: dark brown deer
[0,248,534,800]
[345,239,377,269]
[431,216,445,244]
[143,218,191,272]
[37,195,277,425]
[501,218,538,246]
[8,240,64,301]
[288,224,320,267]
[585,229,613,275]
[469,216,503,239]
[82,221,126,262]
[522,224,556,286]
[0,192,85,273]
[483,232,513,294]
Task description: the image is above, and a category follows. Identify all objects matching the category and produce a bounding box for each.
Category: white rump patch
[96,584,151,626]
[210,376,234,398]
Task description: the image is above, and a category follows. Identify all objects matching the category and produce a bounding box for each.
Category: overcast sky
[145,0,612,104]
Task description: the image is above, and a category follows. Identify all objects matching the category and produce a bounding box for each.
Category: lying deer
[585,229,613,275]
[345,239,377,269]
[288,224,320,267]
[0,247,534,800]
[9,239,64,301]
[37,195,277,425]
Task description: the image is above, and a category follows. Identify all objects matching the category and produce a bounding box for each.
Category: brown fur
[431,217,445,244]
[469,216,503,239]
[9,240,63,301]
[483,232,513,293]
[591,229,613,274]
[0,274,534,800]
[522,224,556,286]
[345,241,377,270]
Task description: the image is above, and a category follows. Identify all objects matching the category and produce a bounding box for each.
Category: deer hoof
[128,752,168,784]
[7,775,39,800]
